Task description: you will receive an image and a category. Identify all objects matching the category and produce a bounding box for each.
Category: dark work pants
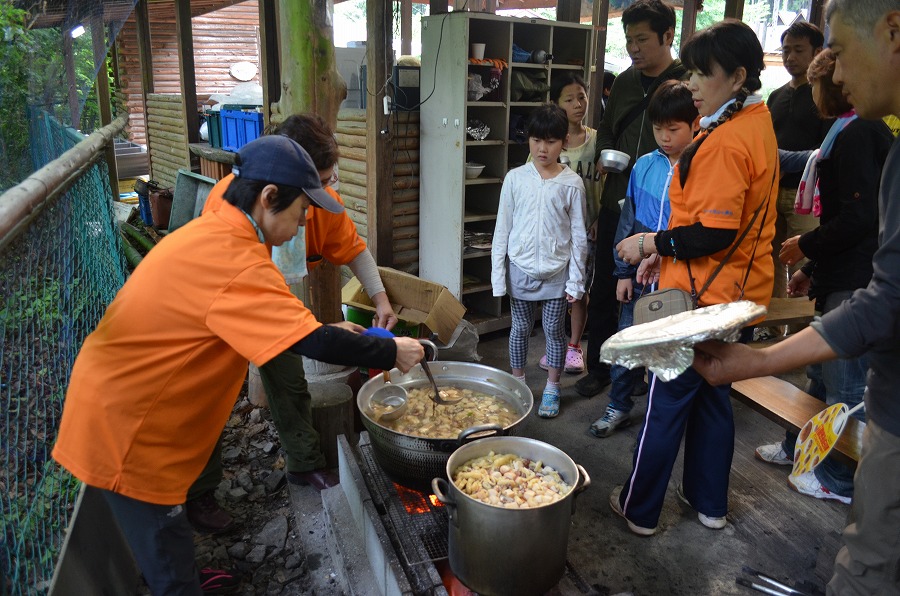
[189,351,327,500]
[101,489,201,595]
[585,207,621,378]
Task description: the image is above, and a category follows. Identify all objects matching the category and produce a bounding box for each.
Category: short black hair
[647,80,698,126]
[526,103,568,140]
[681,19,765,93]
[603,70,617,92]
[223,176,304,215]
[780,20,824,48]
[622,0,677,44]
[550,72,588,104]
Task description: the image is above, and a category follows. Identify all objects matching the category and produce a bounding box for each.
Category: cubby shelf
[420,12,592,332]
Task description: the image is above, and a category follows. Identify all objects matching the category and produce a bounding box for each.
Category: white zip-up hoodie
[491,162,588,299]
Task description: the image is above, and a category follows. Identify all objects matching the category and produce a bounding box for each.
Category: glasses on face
[320,171,339,187]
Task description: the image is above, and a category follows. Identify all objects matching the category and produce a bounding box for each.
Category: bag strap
[612,94,652,146]
[687,166,779,305]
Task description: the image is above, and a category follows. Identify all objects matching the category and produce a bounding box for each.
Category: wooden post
[401,0,412,56]
[91,16,118,186]
[724,0,744,20]
[557,0,581,24]
[680,0,698,51]
[63,31,79,126]
[809,0,826,30]
[366,0,394,267]
[174,0,200,171]
[259,0,281,126]
[135,0,153,174]
[589,0,611,128]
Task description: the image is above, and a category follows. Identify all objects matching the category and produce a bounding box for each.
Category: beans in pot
[378,386,519,439]
[452,451,572,509]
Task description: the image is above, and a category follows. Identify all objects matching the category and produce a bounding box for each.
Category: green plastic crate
[205,110,223,149]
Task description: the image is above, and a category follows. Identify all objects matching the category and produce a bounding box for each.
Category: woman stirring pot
[610,19,778,536]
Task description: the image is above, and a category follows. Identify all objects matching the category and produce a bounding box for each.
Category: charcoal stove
[335,432,456,595]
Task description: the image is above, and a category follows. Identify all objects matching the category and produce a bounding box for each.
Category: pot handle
[570,464,591,515]
[419,339,439,361]
[457,423,503,444]
[432,477,458,526]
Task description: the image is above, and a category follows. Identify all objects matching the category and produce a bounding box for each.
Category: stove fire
[393,482,445,515]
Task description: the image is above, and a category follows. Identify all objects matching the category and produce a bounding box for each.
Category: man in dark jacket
[577,0,687,401]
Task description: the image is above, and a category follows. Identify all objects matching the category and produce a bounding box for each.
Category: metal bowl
[600,149,631,173]
[357,361,533,490]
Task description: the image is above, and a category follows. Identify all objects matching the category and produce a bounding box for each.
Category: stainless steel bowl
[357,361,533,490]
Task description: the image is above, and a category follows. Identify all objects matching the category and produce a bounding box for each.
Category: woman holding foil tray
[607,20,778,537]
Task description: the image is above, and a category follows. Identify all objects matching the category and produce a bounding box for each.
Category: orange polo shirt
[661,102,778,309]
[203,174,366,269]
[53,202,321,505]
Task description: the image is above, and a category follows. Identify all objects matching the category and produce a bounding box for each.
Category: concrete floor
[292,328,849,596]
[472,328,845,596]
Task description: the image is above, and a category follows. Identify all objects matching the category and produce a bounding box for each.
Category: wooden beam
[680,0,697,50]
[723,0,744,20]
[588,0,610,128]
[556,0,581,24]
[92,15,119,185]
[259,0,280,125]
[366,0,394,266]
[174,0,200,157]
[429,0,449,15]
[401,0,412,55]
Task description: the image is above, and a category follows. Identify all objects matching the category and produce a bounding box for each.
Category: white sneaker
[676,484,727,530]
[755,443,793,466]
[788,471,852,504]
[609,486,657,536]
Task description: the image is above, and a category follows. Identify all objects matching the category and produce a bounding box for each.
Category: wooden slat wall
[336,109,420,275]
[116,0,261,147]
[146,93,190,187]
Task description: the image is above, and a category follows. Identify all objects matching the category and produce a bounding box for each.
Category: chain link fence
[1,111,128,594]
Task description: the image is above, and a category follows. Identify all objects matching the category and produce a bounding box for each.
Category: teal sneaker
[537,385,561,418]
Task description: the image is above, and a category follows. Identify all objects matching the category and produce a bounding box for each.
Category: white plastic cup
[471,43,486,60]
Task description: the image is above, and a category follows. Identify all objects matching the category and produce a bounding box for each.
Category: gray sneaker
[589,406,631,438]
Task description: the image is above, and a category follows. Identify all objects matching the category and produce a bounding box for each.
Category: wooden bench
[762,297,816,328]
[730,375,864,467]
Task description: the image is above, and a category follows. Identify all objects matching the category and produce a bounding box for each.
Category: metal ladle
[417,339,462,406]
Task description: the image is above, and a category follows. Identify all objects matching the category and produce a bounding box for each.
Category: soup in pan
[377,385,520,439]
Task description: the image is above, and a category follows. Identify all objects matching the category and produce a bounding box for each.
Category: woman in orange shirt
[611,20,778,536]
[53,135,423,595]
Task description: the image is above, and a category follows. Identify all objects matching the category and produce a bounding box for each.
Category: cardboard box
[341,267,466,344]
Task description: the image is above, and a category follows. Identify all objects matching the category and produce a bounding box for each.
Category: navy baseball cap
[233,135,343,214]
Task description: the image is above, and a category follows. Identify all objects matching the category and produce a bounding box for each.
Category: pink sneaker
[539,355,549,371]
[564,346,585,374]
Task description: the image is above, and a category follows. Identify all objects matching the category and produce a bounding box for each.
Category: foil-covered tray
[600,300,767,382]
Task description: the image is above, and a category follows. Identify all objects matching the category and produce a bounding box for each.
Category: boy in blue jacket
[590,81,698,437]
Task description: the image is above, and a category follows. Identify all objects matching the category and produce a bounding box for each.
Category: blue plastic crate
[221,109,264,151]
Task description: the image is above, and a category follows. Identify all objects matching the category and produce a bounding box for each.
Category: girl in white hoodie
[491,104,588,417]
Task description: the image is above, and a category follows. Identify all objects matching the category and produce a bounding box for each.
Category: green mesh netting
[0,111,128,594]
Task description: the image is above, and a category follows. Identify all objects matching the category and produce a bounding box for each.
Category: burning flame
[393,482,444,514]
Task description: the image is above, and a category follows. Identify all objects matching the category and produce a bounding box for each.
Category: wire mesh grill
[358,440,449,565]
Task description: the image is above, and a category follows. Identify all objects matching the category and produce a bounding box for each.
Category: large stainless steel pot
[357,362,533,490]
[432,436,590,596]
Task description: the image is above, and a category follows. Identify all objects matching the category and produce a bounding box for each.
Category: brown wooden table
[763,297,816,328]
